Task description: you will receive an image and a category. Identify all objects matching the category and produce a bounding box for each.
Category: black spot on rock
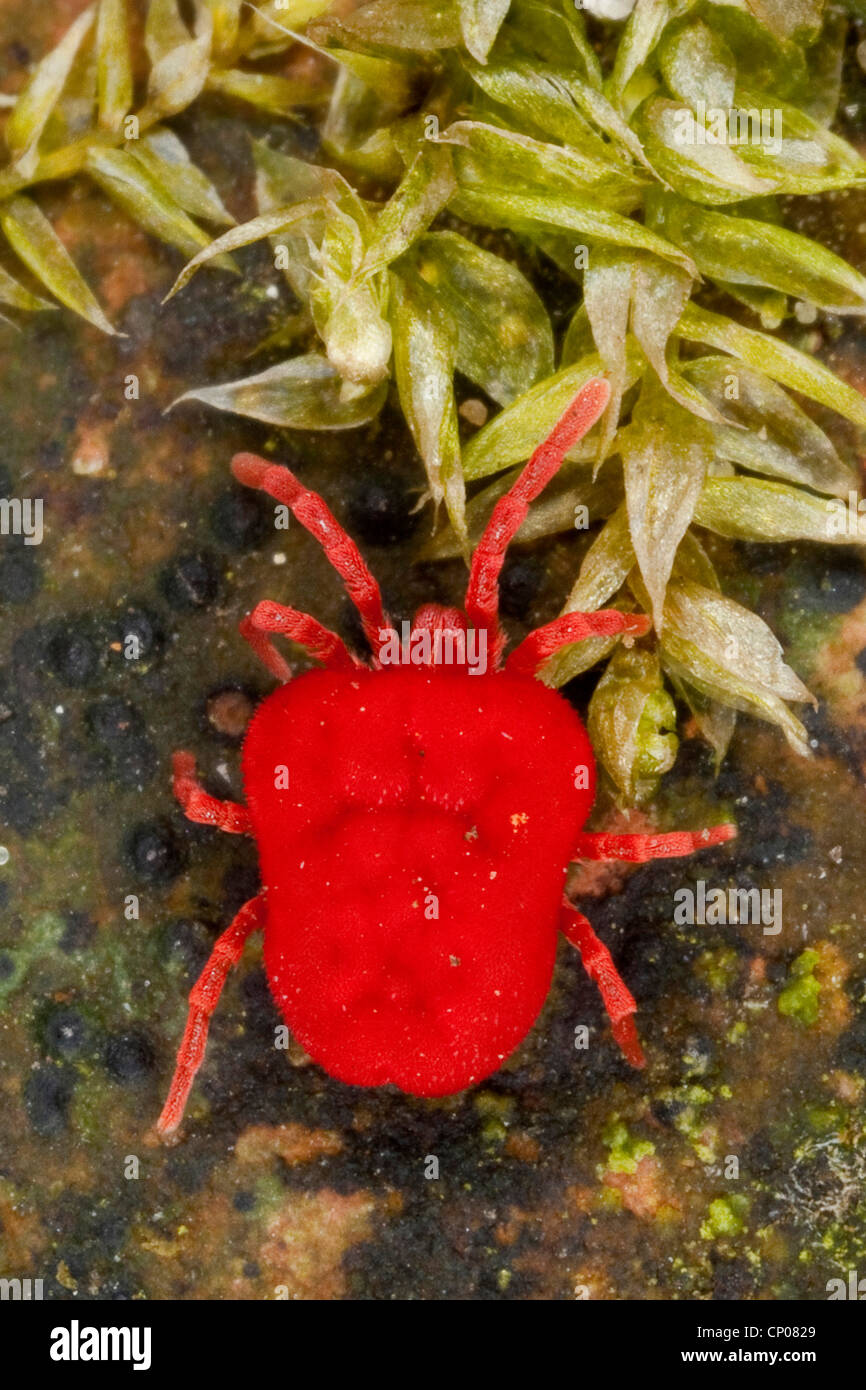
[25,1065,75,1135]
[345,469,419,547]
[111,605,165,664]
[210,486,270,551]
[47,621,102,686]
[834,1008,866,1073]
[159,551,221,611]
[0,542,41,605]
[104,1030,156,1083]
[59,909,97,953]
[125,819,186,884]
[162,917,215,976]
[42,1006,93,1060]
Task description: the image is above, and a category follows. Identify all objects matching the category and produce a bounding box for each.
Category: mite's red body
[157,378,735,1136]
[245,667,594,1096]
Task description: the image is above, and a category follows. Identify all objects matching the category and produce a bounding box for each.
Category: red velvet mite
[157,378,735,1136]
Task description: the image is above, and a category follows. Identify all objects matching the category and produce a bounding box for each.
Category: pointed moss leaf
[201,0,243,58]
[658,19,735,112]
[588,646,678,802]
[0,260,56,313]
[458,0,510,62]
[145,26,211,120]
[6,4,96,179]
[444,120,644,211]
[465,60,636,169]
[611,0,692,108]
[665,668,736,767]
[173,353,388,428]
[311,199,392,388]
[661,580,813,754]
[502,0,603,88]
[86,148,227,264]
[401,230,553,405]
[253,143,338,299]
[96,0,133,132]
[315,0,463,52]
[453,185,696,274]
[133,129,234,226]
[583,248,631,465]
[391,275,466,553]
[622,386,710,629]
[733,88,866,196]
[633,97,777,204]
[165,203,322,299]
[694,476,862,546]
[679,303,866,428]
[360,144,455,278]
[684,356,853,496]
[0,195,117,334]
[746,0,823,44]
[668,580,812,703]
[205,69,318,115]
[144,0,191,64]
[656,195,866,313]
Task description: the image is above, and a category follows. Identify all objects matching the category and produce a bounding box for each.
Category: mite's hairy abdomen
[243,667,596,1093]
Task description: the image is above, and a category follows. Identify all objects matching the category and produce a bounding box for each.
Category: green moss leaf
[685,356,854,496]
[86,147,227,262]
[172,352,388,428]
[96,0,133,133]
[0,194,117,334]
[391,274,466,553]
[400,229,553,405]
[132,128,234,227]
[457,0,511,63]
[621,383,711,629]
[660,579,813,755]
[5,4,96,179]
[678,303,866,429]
[654,193,866,313]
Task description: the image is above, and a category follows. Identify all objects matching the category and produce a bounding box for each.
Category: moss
[602,1117,655,1175]
[701,1195,750,1240]
[695,947,740,995]
[778,949,822,1026]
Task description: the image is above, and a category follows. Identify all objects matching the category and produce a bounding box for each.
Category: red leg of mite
[231,454,388,655]
[573,824,736,862]
[464,378,610,668]
[173,751,251,835]
[240,599,360,683]
[157,892,266,1136]
[561,901,645,1068]
[506,610,650,678]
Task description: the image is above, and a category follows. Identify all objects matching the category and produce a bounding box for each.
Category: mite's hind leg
[173,752,251,835]
[240,599,360,683]
[561,901,645,1068]
[572,824,736,862]
[157,892,266,1137]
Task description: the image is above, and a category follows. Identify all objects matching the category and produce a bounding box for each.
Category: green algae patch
[778,949,821,1026]
[701,1195,750,1240]
[602,1117,655,1175]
